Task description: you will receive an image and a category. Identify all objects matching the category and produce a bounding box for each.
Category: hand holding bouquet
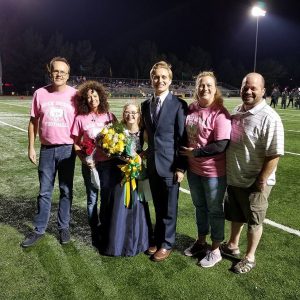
[96,122,127,157]
[81,138,100,189]
[81,138,96,165]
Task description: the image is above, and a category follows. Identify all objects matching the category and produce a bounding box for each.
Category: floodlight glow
[251,6,266,17]
[251,5,266,72]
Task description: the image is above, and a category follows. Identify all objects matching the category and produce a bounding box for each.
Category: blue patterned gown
[102,131,152,256]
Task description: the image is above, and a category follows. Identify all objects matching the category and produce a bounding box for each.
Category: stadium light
[251,6,266,72]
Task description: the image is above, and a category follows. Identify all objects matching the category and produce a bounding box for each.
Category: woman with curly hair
[180,71,231,268]
[72,80,120,247]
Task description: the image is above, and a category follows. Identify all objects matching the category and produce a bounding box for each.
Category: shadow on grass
[0,194,92,245]
[174,232,242,270]
[0,194,194,253]
[173,232,195,253]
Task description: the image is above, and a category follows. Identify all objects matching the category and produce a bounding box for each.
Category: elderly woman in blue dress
[102,102,153,256]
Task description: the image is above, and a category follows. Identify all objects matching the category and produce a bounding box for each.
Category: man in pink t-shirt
[21,57,77,248]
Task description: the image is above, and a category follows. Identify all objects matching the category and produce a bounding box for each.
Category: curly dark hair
[76,80,109,115]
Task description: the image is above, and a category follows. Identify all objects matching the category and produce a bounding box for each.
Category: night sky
[1,0,300,68]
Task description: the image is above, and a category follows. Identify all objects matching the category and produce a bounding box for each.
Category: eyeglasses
[124,111,139,116]
[52,70,69,76]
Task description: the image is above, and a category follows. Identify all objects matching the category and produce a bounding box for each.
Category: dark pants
[81,164,100,229]
[96,159,122,242]
[34,144,76,234]
[287,99,293,108]
[270,98,277,108]
[148,169,179,250]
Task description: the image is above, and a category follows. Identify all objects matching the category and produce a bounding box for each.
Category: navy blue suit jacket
[141,92,187,177]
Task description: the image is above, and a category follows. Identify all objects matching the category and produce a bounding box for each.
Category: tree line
[1,28,299,94]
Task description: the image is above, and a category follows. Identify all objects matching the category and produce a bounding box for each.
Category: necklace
[91,113,97,122]
[128,131,139,136]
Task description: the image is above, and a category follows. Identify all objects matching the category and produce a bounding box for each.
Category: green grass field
[0,96,299,300]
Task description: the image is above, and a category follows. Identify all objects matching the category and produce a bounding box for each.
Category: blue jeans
[82,159,121,232]
[34,144,76,234]
[187,171,226,242]
[82,164,99,229]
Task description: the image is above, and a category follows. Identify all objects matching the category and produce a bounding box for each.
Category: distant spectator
[295,88,300,109]
[287,88,295,108]
[281,87,288,109]
[270,87,280,108]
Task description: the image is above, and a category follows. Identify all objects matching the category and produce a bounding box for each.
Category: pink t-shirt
[30,85,77,145]
[185,101,231,177]
[72,112,116,162]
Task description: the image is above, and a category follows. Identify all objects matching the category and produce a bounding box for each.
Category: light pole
[0,52,2,95]
[251,6,266,72]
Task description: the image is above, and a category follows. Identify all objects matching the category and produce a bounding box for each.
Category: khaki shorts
[225,184,272,232]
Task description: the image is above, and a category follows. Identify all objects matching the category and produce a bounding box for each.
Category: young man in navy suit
[141,61,187,262]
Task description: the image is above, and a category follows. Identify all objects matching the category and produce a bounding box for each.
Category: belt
[41,144,72,149]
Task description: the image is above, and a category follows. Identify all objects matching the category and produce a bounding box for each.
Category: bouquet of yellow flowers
[97,121,151,208]
[96,122,127,157]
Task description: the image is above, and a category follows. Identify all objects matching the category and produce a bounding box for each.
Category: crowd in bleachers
[70,76,239,98]
[70,76,195,97]
[72,76,300,108]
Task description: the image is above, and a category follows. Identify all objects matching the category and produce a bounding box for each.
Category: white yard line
[263,219,300,237]
[0,102,30,108]
[179,187,300,237]
[278,113,300,116]
[287,130,300,133]
[0,119,299,237]
[179,187,191,194]
[0,114,28,117]
[285,151,300,156]
[0,120,27,132]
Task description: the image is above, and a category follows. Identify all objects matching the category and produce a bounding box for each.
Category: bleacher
[70,76,239,98]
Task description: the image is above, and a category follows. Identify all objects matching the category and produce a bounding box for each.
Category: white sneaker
[199,250,222,268]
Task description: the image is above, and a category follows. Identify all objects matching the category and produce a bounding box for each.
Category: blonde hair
[194,71,224,106]
[47,56,70,74]
[150,61,173,80]
[121,101,142,127]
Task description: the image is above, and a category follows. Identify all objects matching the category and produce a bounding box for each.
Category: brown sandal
[233,258,256,274]
[220,242,240,258]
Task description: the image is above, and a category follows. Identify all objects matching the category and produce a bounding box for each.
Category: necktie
[152,97,161,126]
